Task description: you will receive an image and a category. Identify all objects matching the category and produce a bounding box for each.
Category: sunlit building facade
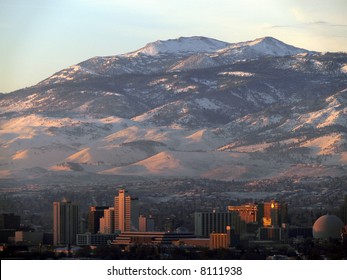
[257,200,287,227]
[228,204,257,224]
[139,215,155,232]
[194,211,246,238]
[114,189,139,232]
[53,199,79,245]
[88,206,109,234]
[99,207,115,234]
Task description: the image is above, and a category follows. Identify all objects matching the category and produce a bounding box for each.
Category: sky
[1,0,347,93]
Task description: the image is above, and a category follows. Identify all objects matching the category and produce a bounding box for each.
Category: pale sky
[1,0,346,93]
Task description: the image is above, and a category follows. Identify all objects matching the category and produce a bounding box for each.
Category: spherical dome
[312,214,344,239]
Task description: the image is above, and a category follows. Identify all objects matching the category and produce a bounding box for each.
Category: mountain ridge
[0,36,346,183]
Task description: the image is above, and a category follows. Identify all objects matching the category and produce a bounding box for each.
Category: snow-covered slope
[132,36,230,56]
[38,36,312,85]
[0,36,346,183]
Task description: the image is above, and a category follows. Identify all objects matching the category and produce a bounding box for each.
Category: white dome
[312,214,344,239]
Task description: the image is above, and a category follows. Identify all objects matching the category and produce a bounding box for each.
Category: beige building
[99,207,115,234]
[139,215,155,232]
[114,189,139,232]
[209,226,234,249]
[15,231,43,245]
[88,206,109,234]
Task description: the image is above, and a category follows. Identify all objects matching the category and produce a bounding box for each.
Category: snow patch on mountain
[169,54,219,71]
[219,71,254,77]
[223,37,309,57]
[132,36,230,56]
[41,65,99,84]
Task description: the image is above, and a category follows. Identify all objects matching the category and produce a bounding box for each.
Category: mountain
[0,36,346,184]
[134,36,231,55]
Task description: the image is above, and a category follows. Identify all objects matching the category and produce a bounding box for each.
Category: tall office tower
[262,200,281,227]
[139,215,155,232]
[53,199,79,245]
[227,204,258,223]
[340,194,347,225]
[99,207,115,234]
[139,215,147,232]
[194,211,246,238]
[256,203,265,226]
[88,206,109,234]
[281,203,289,225]
[114,189,139,232]
[0,213,20,230]
[147,216,155,232]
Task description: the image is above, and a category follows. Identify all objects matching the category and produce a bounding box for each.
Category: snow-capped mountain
[37,36,312,85]
[133,36,230,56]
[0,36,346,184]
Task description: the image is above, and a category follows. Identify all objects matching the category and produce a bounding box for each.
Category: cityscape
[1,177,347,260]
[1,1,347,266]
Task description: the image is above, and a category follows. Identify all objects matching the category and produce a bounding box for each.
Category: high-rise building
[53,199,79,245]
[147,216,155,232]
[139,215,155,232]
[260,200,281,227]
[194,211,246,238]
[114,189,139,232]
[228,204,257,224]
[0,213,20,230]
[99,207,115,234]
[88,206,109,234]
[340,194,347,225]
[139,215,147,232]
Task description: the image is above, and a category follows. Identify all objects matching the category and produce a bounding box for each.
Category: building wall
[15,231,43,245]
[340,195,347,225]
[88,206,109,234]
[209,233,228,250]
[53,200,79,246]
[262,200,281,227]
[139,215,155,232]
[76,233,118,246]
[0,213,20,230]
[99,207,115,234]
[194,212,245,238]
[139,215,147,232]
[228,204,257,224]
[114,190,138,232]
[258,227,282,241]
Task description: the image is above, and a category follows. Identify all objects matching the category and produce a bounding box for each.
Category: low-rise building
[76,232,119,246]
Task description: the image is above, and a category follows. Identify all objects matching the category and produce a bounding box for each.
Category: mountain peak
[234,36,310,55]
[132,36,230,56]
[129,36,311,57]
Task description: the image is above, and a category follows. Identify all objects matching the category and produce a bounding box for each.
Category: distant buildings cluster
[1,189,347,258]
[51,190,347,251]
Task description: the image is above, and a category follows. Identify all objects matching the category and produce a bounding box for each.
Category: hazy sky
[1,0,346,93]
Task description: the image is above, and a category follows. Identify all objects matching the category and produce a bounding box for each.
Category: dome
[312,214,344,239]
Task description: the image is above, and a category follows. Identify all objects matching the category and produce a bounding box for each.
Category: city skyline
[1,182,347,260]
